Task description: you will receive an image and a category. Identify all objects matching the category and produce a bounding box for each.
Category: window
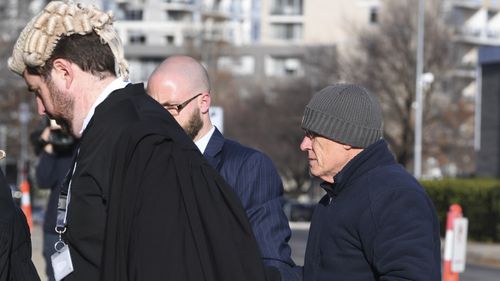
[369,6,378,24]
[124,9,143,21]
[271,0,303,15]
[217,56,255,76]
[265,56,303,77]
[271,23,302,41]
[166,35,175,45]
[129,33,146,44]
[166,10,191,21]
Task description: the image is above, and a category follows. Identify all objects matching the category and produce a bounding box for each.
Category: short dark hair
[27,32,116,79]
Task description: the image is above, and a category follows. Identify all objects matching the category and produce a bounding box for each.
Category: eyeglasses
[161,93,202,115]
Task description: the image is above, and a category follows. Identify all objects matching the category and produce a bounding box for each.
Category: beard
[46,78,74,136]
[183,108,203,140]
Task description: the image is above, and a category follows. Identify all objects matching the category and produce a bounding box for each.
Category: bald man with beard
[147,56,300,281]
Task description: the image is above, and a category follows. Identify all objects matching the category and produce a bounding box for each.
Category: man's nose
[300,136,311,151]
[36,97,46,116]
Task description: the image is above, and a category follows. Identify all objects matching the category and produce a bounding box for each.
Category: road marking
[289,222,310,230]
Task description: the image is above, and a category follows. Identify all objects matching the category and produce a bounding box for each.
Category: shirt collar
[79,78,130,135]
[194,125,215,153]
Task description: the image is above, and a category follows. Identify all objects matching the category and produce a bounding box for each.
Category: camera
[31,118,76,155]
[47,128,75,153]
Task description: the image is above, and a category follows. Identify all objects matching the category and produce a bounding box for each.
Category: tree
[212,46,339,192]
[0,38,41,183]
[341,0,462,172]
[214,80,313,192]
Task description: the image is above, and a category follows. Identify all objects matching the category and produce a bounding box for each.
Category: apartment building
[449,0,500,98]
[451,0,500,176]
[216,0,380,80]
[91,0,240,81]
[249,0,378,83]
[74,0,379,83]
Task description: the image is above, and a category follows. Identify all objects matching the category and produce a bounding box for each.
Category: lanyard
[55,149,79,251]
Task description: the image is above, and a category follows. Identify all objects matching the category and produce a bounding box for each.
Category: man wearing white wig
[8,2,273,281]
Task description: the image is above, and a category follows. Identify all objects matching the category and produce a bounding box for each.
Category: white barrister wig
[8,1,129,80]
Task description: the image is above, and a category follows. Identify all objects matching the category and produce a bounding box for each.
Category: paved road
[289,223,500,281]
[31,221,500,280]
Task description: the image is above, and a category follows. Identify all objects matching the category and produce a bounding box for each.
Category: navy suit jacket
[204,128,300,281]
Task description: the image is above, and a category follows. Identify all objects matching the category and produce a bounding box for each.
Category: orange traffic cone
[20,179,33,231]
[443,204,462,281]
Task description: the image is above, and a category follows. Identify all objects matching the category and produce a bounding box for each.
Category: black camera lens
[48,129,75,154]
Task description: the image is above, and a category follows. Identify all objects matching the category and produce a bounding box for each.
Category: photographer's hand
[40,127,54,154]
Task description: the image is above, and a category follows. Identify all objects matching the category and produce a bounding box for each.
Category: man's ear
[200,92,211,114]
[51,59,74,89]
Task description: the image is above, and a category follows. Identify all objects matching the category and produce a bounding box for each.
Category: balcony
[161,0,196,12]
[270,5,303,16]
[163,0,195,3]
[268,14,304,24]
[269,1,304,24]
[270,23,303,43]
[202,4,231,21]
[453,0,484,10]
[454,25,500,45]
[201,22,234,43]
[453,0,500,11]
[114,21,196,46]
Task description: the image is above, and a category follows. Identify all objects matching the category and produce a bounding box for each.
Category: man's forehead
[158,79,192,101]
[22,71,41,89]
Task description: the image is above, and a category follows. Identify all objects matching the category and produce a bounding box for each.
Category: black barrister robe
[0,169,40,281]
[61,83,269,281]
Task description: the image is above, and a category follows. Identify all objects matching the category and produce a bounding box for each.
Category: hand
[39,127,54,154]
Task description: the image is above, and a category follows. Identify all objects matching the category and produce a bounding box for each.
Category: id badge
[51,245,74,281]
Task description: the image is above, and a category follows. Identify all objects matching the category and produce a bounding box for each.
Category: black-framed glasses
[162,93,202,115]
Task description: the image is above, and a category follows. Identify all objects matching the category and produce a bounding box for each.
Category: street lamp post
[414,0,425,179]
[17,102,31,185]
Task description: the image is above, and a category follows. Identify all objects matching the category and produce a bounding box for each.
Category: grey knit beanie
[302,84,383,148]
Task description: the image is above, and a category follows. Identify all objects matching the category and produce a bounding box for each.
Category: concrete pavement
[31,222,47,281]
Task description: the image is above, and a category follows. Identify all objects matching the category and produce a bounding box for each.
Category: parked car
[284,200,316,222]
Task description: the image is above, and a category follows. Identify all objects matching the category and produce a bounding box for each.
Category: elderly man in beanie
[300,84,441,281]
[8,2,271,281]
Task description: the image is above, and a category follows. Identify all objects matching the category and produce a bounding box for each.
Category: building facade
[448,0,500,176]
[77,0,380,83]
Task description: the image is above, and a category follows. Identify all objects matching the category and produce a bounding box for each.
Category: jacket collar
[203,127,225,170]
[80,83,142,141]
[321,139,395,197]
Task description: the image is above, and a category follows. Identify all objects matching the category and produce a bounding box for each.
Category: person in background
[8,2,271,281]
[0,151,40,281]
[299,84,441,281]
[32,118,76,281]
[147,55,300,281]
